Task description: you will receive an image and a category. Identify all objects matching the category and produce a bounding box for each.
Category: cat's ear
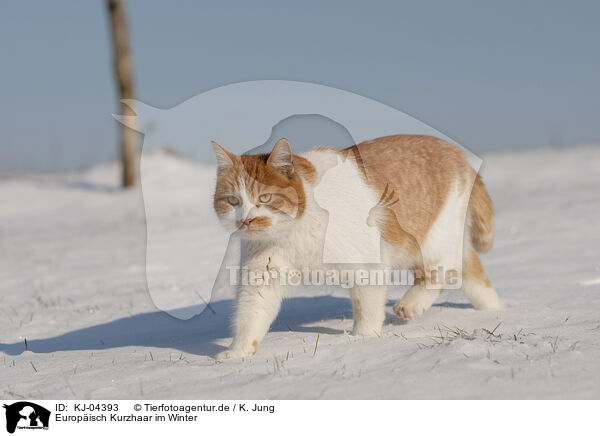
[211,141,235,173]
[267,138,294,176]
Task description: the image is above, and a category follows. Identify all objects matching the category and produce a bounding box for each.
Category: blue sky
[1,0,599,172]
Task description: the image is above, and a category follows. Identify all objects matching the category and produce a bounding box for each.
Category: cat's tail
[468,173,494,253]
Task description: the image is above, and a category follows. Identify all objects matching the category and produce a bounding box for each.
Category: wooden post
[106,0,139,187]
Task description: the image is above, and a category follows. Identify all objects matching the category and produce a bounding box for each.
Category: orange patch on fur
[338,135,493,256]
[463,247,492,287]
[468,174,494,253]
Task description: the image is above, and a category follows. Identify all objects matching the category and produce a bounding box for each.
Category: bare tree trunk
[106,0,139,187]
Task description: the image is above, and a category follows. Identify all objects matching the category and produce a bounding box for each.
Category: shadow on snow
[0,296,470,358]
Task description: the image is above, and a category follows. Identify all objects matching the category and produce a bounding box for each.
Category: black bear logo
[3,402,50,433]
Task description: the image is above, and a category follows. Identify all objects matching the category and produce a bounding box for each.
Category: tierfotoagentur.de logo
[3,402,50,433]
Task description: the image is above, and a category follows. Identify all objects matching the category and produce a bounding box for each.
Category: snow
[1,145,600,399]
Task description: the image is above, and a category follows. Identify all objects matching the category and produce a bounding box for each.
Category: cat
[211,135,501,359]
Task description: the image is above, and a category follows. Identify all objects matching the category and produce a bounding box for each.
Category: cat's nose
[242,217,255,226]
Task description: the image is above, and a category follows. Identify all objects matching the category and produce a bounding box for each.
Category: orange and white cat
[212,135,501,359]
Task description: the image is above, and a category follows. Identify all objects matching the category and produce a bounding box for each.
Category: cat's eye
[227,196,240,206]
[258,193,272,203]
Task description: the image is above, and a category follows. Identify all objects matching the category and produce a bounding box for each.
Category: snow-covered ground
[1,144,600,399]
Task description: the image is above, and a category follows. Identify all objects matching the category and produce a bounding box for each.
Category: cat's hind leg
[394,184,469,319]
[350,284,387,336]
[461,247,501,310]
[393,268,445,320]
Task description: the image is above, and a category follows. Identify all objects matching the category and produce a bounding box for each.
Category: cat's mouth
[237,216,272,232]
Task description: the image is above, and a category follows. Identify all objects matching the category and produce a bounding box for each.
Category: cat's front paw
[215,347,255,360]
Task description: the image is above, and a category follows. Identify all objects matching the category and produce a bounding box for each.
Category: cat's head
[212,138,312,239]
